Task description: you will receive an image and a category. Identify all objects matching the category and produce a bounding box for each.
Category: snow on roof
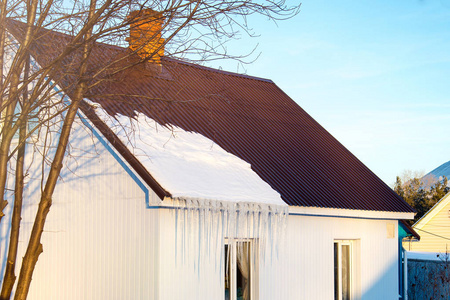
[88,100,286,206]
[6,18,415,212]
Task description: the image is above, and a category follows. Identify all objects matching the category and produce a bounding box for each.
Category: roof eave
[289,205,415,220]
[400,219,421,241]
[79,100,171,200]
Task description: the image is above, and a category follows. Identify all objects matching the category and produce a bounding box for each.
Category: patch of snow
[87,101,286,206]
[407,251,450,261]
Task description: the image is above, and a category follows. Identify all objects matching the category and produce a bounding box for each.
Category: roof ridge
[161,57,274,83]
[7,18,273,84]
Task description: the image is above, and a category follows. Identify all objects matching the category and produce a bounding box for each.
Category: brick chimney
[126,9,165,65]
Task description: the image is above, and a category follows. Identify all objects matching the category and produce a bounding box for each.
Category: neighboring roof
[423,160,450,188]
[413,192,450,230]
[7,19,415,212]
[399,220,420,240]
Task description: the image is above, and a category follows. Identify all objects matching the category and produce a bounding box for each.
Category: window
[225,240,255,300]
[2,102,40,140]
[334,240,352,300]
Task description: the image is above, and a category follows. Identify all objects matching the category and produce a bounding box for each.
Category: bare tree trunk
[0,0,38,225]
[0,0,8,104]
[0,0,7,111]
[13,1,97,299]
[0,54,29,300]
[0,0,9,223]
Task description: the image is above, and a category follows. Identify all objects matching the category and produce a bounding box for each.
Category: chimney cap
[127,8,163,22]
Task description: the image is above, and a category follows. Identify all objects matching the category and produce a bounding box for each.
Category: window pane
[334,243,339,300]
[341,245,350,300]
[11,103,39,139]
[225,244,230,300]
[13,103,20,139]
[236,242,251,300]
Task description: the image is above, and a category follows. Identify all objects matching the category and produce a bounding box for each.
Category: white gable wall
[1,115,160,300]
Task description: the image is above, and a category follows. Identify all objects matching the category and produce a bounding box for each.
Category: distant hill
[423,161,450,187]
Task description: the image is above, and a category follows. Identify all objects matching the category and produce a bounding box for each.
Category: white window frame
[224,239,258,300]
[334,240,353,300]
[1,102,40,142]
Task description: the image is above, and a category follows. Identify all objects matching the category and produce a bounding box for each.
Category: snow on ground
[407,251,450,261]
[86,100,286,206]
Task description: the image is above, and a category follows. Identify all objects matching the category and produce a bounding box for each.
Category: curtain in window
[237,242,250,300]
[225,245,231,300]
[342,245,350,300]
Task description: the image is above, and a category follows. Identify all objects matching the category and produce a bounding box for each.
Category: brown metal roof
[7,19,415,213]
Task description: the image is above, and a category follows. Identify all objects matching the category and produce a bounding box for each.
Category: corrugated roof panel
[7,19,414,213]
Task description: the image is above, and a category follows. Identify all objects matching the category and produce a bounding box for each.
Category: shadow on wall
[361,255,399,300]
[0,200,12,285]
[0,120,128,288]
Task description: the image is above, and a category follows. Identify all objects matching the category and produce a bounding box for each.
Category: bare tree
[0,1,300,299]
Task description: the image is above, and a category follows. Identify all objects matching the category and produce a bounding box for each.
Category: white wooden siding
[157,210,399,300]
[280,216,399,300]
[1,117,160,300]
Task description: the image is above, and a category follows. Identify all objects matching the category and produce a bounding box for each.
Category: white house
[0,16,415,300]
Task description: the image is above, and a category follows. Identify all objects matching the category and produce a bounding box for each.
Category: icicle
[165,196,288,299]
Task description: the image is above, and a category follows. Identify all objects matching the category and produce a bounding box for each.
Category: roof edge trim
[413,191,450,230]
[289,206,415,220]
[157,196,288,211]
[162,57,274,83]
[400,220,420,240]
[79,100,171,200]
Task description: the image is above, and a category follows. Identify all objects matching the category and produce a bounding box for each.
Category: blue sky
[211,0,450,185]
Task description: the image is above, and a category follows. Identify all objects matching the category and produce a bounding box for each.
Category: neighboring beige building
[403,193,450,253]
